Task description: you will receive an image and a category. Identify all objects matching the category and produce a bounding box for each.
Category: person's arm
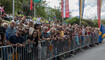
[0,38,2,45]
[26,36,32,44]
[3,28,6,45]
[6,38,11,45]
[41,32,45,40]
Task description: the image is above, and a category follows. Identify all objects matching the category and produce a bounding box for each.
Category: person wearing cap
[41,26,51,39]
[22,25,29,41]
[6,21,16,40]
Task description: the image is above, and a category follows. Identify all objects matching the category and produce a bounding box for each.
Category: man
[6,21,16,40]
[81,27,86,45]
[8,29,25,45]
[8,29,25,60]
[42,26,50,39]
[0,18,8,60]
[0,18,6,46]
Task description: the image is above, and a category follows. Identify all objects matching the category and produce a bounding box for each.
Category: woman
[28,30,38,47]
[26,30,38,60]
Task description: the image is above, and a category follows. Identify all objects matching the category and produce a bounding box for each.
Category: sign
[33,0,41,3]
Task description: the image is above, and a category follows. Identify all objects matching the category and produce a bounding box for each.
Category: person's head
[24,25,29,34]
[32,30,38,38]
[22,16,26,21]
[18,21,24,27]
[10,21,16,28]
[14,16,17,21]
[16,28,23,36]
[34,24,41,30]
[2,23,8,29]
[28,21,34,27]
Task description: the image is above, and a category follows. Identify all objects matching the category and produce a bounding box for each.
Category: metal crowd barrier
[0,33,99,60]
[0,43,38,60]
[0,45,12,60]
[39,34,99,60]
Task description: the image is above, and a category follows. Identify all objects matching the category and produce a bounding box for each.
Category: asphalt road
[64,43,105,60]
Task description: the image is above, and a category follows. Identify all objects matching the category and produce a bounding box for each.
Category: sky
[45,0,105,19]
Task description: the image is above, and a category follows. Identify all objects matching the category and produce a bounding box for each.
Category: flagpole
[80,18,81,25]
[34,3,36,17]
[13,0,15,20]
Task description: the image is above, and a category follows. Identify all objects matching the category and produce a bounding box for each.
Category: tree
[66,17,80,24]
[0,0,12,14]
[0,0,47,16]
[35,1,48,18]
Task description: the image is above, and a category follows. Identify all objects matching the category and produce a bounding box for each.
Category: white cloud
[101,12,105,19]
[84,5,97,19]
[69,0,79,11]
[71,11,79,17]
[45,0,60,8]
[46,0,105,19]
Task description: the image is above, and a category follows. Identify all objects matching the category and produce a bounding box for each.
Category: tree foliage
[66,17,80,24]
[0,0,12,14]
[47,8,62,20]
[65,17,100,27]
[0,0,62,20]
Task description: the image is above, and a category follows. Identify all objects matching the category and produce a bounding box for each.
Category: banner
[97,0,102,28]
[79,0,85,19]
[65,0,70,18]
[30,0,33,10]
[61,0,70,18]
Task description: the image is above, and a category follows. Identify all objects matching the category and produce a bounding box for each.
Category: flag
[97,0,102,28]
[61,0,70,18]
[79,0,85,19]
[65,0,70,18]
[98,25,105,43]
[30,0,33,10]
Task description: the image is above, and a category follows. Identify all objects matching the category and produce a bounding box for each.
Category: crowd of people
[0,15,99,47]
[0,9,100,60]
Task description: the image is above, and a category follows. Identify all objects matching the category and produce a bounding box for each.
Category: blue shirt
[42,32,50,38]
[6,26,16,40]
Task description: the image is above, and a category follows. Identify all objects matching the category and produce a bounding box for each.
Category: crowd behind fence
[0,15,100,60]
[39,34,99,60]
[0,33,99,60]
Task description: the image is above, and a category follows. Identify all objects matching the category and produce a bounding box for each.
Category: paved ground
[64,43,105,60]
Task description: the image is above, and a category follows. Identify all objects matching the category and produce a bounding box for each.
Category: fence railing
[0,34,99,60]
[39,34,99,60]
[0,44,38,60]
